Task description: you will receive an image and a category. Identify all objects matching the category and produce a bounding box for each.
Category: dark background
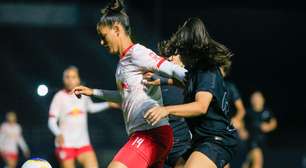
[0,0,305,167]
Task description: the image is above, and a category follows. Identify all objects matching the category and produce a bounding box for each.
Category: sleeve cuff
[93,89,102,97]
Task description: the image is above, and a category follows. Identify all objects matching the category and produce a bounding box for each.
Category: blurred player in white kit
[0,111,30,168]
[48,66,118,168]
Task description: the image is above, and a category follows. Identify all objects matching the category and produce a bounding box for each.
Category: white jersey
[102,43,187,135]
[48,90,110,148]
[0,122,29,154]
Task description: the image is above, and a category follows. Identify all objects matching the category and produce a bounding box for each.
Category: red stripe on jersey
[120,44,135,59]
[121,82,129,89]
[157,58,166,68]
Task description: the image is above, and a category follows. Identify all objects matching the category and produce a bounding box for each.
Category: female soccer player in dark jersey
[222,64,248,139]
[145,17,239,168]
[225,80,248,168]
[242,91,277,168]
[226,81,246,131]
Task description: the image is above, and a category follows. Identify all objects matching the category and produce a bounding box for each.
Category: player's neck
[7,121,16,125]
[253,106,264,112]
[119,36,133,57]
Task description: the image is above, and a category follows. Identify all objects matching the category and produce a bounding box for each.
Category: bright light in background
[37,84,48,96]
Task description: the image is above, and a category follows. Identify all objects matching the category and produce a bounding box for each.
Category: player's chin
[108,47,116,55]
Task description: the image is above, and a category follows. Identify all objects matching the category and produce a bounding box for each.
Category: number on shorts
[132,137,144,148]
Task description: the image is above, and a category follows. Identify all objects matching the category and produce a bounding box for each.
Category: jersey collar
[120,43,135,59]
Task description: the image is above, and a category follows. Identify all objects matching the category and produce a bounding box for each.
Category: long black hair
[97,0,131,35]
[159,17,232,72]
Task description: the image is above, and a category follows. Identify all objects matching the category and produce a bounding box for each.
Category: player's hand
[142,79,161,86]
[24,150,31,158]
[231,118,243,129]
[143,72,154,80]
[73,85,93,98]
[144,106,169,126]
[260,123,271,133]
[238,128,249,140]
[56,134,65,147]
[143,72,161,86]
[108,102,121,109]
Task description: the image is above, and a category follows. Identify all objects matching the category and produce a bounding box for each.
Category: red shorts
[113,125,174,168]
[55,145,94,161]
[0,152,18,161]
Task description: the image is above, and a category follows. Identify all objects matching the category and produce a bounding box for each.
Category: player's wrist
[151,74,169,85]
[164,106,172,115]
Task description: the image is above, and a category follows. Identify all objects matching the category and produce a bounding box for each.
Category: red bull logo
[67,107,83,117]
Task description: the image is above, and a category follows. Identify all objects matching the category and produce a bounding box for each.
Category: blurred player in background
[221,64,248,139]
[143,54,191,168]
[226,80,246,134]
[73,0,188,167]
[48,66,118,168]
[0,111,30,168]
[242,91,277,168]
[225,80,248,168]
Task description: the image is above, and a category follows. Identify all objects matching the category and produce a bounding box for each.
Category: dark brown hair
[159,17,233,71]
[97,0,131,35]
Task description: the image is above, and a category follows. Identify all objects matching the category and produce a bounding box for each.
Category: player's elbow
[271,118,278,130]
[47,119,53,130]
[48,118,56,130]
[196,103,209,115]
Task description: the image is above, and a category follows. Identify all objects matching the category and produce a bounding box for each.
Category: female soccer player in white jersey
[48,66,118,168]
[0,111,30,168]
[73,1,187,168]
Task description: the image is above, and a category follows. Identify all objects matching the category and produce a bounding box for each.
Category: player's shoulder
[15,123,22,130]
[53,89,68,98]
[195,68,219,82]
[0,122,8,129]
[262,108,273,115]
[225,80,234,88]
[130,43,155,57]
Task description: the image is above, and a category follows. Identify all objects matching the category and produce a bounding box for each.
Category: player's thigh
[250,148,263,168]
[76,151,98,168]
[6,158,17,168]
[184,151,217,168]
[61,159,75,168]
[108,161,128,168]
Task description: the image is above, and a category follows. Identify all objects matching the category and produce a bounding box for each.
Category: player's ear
[113,23,121,36]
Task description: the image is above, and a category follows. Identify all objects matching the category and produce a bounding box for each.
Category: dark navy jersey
[161,85,191,142]
[225,81,241,118]
[184,67,238,147]
[162,85,185,106]
[245,108,274,139]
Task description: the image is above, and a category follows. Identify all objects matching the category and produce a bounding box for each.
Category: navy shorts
[183,142,234,168]
[164,141,190,167]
